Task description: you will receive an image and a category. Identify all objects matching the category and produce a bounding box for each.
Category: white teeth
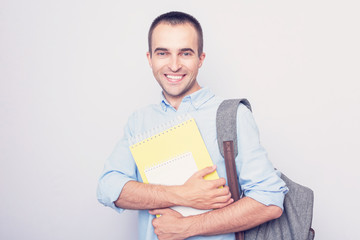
[166,75,183,80]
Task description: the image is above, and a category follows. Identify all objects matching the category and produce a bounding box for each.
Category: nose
[168,56,181,72]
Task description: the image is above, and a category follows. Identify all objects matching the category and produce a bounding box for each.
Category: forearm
[115,166,233,210]
[185,196,282,237]
[115,180,183,210]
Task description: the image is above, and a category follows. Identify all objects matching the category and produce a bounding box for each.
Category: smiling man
[146,22,205,109]
[97,11,288,240]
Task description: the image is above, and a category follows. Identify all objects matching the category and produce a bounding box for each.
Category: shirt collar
[160,87,215,111]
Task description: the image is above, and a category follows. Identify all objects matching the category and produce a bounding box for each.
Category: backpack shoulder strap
[216,98,251,240]
[216,98,252,158]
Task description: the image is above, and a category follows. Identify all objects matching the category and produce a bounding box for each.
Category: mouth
[165,74,186,83]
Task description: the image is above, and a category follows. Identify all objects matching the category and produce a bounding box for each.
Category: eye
[182,52,192,57]
[157,52,166,56]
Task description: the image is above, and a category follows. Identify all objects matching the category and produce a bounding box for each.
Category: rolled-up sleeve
[96,117,138,213]
[236,104,288,209]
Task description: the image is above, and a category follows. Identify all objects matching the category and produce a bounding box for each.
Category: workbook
[129,114,219,216]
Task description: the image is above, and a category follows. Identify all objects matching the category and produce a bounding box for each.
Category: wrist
[166,184,189,207]
[182,214,203,238]
[168,184,191,207]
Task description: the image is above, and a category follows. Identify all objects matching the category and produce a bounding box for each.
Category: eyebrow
[180,48,195,54]
[154,48,168,53]
[153,48,196,54]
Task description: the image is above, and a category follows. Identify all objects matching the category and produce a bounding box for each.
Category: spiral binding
[144,152,193,173]
[129,114,193,147]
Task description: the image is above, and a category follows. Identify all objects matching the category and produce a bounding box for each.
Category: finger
[194,165,217,178]
[212,198,234,209]
[214,193,232,203]
[149,208,178,216]
[206,177,226,188]
[207,192,232,206]
[212,185,231,197]
[209,189,232,200]
[214,199,234,208]
[149,208,168,216]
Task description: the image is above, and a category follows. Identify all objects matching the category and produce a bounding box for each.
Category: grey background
[1,0,359,239]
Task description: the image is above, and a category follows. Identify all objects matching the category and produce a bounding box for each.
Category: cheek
[188,64,200,74]
[151,61,166,73]
[151,65,161,75]
[184,60,200,71]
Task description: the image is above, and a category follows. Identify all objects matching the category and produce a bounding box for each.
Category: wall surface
[1,0,359,239]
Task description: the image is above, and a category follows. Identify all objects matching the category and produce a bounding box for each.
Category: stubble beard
[160,76,198,101]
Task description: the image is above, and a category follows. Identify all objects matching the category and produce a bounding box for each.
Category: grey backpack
[216,99,315,240]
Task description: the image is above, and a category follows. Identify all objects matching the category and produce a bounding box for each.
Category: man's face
[147,23,205,106]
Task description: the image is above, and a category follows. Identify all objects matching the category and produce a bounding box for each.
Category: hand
[180,165,233,209]
[149,208,191,240]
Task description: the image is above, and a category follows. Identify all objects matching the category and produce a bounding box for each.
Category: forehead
[151,23,198,51]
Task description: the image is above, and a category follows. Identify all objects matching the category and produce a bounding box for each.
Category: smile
[165,74,185,82]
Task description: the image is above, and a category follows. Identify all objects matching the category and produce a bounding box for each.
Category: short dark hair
[148,11,203,57]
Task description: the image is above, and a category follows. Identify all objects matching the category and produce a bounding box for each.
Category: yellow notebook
[129,114,219,216]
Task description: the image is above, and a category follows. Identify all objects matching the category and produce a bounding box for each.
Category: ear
[146,52,153,68]
[198,52,206,68]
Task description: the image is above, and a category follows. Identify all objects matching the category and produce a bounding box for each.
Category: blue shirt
[97,87,288,240]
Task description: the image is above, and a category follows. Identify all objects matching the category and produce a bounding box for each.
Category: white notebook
[144,152,210,217]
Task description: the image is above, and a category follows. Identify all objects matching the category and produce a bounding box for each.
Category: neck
[163,85,201,110]
[164,94,186,110]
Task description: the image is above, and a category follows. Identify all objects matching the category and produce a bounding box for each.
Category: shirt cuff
[97,171,133,213]
[244,186,288,210]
